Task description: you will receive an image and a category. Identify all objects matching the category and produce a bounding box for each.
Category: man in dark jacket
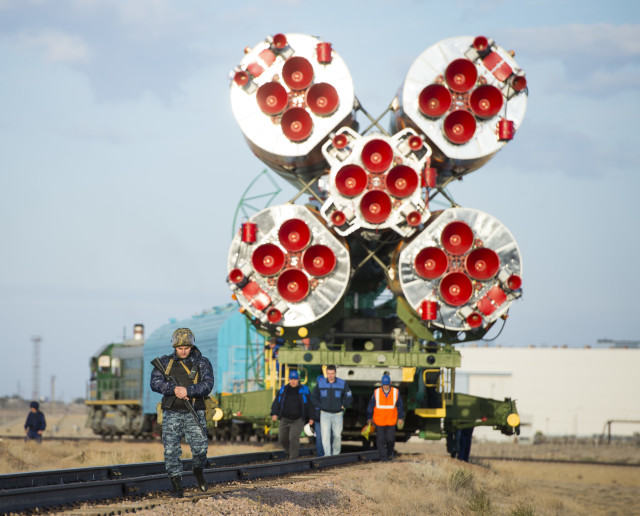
[150,328,214,498]
[24,401,46,443]
[270,369,314,460]
[310,365,353,456]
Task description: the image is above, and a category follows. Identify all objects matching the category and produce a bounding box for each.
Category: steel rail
[471,455,640,468]
[0,448,314,489]
[0,450,379,513]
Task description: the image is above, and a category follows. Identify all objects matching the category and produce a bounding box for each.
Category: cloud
[497,23,640,96]
[13,29,92,64]
[72,0,191,39]
[504,117,636,181]
[503,23,640,59]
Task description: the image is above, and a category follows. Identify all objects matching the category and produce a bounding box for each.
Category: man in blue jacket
[311,365,353,456]
[270,369,314,460]
[24,401,46,443]
[150,328,214,498]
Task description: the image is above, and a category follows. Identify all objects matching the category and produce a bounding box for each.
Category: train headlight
[507,413,520,427]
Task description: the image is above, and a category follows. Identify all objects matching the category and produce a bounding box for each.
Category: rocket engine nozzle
[278,218,311,252]
[386,165,419,198]
[439,271,473,306]
[282,56,314,90]
[361,139,394,173]
[444,58,477,93]
[256,81,289,115]
[414,247,448,279]
[469,85,503,119]
[507,274,522,290]
[473,36,489,52]
[281,107,313,142]
[466,247,500,280]
[303,245,337,277]
[419,84,452,118]
[443,110,477,144]
[441,221,474,255]
[360,190,392,224]
[272,33,288,49]
[277,268,310,302]
[307,83,340,116]
[335,164,367,197]
[252,243,286,276]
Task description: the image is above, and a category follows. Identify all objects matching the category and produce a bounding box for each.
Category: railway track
[0,448,379,513]
[0,434,265,443]
[471,455,640,468]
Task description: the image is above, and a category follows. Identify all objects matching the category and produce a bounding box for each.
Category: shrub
[449,468,474,491]
[468,489,493,514]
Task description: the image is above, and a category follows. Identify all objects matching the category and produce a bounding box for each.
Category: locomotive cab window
[98,355,111,373]
[111,357,121,377]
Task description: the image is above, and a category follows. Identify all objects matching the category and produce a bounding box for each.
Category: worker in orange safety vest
[366,373,405,461]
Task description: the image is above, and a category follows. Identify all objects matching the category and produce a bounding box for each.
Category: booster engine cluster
[226,33,528,342]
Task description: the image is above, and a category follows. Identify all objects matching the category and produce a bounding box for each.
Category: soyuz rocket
[225,33,528,344]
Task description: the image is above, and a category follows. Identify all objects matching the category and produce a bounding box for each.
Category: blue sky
[1,0,638,401]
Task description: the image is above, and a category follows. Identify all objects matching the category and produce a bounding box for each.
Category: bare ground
[2,405,639,515]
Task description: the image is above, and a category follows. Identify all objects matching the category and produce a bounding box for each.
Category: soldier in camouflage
[150,328,214,498]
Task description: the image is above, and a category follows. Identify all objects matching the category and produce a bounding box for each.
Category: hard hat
[303,423,315,437]
[381,374,391,385]
[172,328,195,348]
[289,370,300,380]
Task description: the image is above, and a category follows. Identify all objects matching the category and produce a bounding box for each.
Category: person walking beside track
[150,328,214,498]
[366,373,404,461]
[270,369,314,460]
[24,401,46,443]
[311,365,353,456]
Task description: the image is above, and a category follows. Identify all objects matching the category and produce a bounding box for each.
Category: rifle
[151,357,207,439]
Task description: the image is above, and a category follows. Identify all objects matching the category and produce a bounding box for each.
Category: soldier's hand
[174,386,188,399]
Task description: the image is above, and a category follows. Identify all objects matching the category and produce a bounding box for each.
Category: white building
[456,347,640,441]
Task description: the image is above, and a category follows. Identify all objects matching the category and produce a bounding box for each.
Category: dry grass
[0,439,278,474]
[2,406,639,515]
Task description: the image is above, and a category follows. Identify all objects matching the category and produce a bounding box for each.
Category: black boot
[169,475,184,498]
[193,468,208,492]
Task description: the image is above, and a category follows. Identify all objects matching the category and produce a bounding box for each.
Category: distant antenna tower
[32,336,42,401]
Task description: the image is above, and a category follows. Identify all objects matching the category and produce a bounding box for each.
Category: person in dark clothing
[313,406,324,457]
[366,374,405,461]
[150,328,214,498]
[448,427,474,462]
[270,369,314,460]
[24,401,46,443]
[310,365,353,456]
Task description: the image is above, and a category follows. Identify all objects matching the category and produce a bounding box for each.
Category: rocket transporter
[223,32,528,450]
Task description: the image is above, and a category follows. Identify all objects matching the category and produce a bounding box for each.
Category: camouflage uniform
[150,331,213,495]
[162,410,208,476]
